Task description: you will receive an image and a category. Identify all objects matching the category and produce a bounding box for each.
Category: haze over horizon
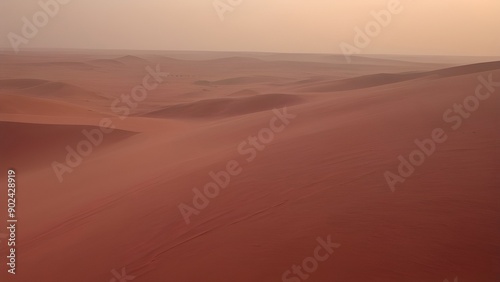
[1,0,499,56]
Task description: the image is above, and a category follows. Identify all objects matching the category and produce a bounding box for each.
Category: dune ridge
[144,93,304,119]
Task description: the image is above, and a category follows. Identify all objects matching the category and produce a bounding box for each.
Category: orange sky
[0,0,499,56]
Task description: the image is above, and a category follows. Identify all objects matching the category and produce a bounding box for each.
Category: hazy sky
[0,0,499,55]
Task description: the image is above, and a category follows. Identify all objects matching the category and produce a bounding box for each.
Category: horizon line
[0,47,499,58]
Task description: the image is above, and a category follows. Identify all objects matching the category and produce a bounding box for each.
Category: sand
[0,51,499,282]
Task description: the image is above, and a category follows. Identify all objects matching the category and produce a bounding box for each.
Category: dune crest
[145,93,304,119]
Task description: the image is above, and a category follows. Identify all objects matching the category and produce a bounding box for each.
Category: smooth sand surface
[0,51,499,281]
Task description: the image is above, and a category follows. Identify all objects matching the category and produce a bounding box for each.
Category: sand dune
[193,80,212,86]
[229,89,260,96]
[179,89,211,99]
[21,81,103,100]
[19,61,95,70]
[0,94,105,116]
[0,120,135,170]
[425,60,500,77]
[0,78,101,100]
[0,80,109,109]
[1,51,499,282]
[145,93,304,119]
[297,72,423,92]
[298,61,500,93]
[202,56,265,64]
[88,58,126,67]
[0,78,49,89]
[115,55,150,65]
[210,76,292,86]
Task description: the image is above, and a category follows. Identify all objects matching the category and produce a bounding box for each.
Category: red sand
[0,51,499,282]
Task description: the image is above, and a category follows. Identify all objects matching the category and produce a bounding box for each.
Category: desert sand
[0,50,499,282]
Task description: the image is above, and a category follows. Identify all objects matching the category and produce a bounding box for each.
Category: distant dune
[19,61,95,70]
[0,78,49,89]
[145,93,304,119]
[297,72,423,92]
[425,60,500,77]
[229,89,260,96]
[115,55,150,65]
[213,75,292,85]
[298,61,500,92]
[195,75,293,86]
[88,58,126,67]
[22,81,102,99]
[0,94,104,116]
